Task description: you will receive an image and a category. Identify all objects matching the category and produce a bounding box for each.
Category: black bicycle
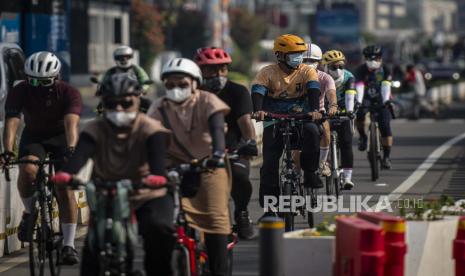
[364,105,383,181]
[255,113,318,231]
[3,159,63,276]
[326,113,353,198]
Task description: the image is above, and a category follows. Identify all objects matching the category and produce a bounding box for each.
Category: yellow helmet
[273,34,307,53]
[322,50,346,65]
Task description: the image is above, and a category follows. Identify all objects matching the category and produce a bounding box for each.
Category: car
[419,60,461,81]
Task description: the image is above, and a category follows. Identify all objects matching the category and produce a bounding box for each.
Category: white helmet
[161,58,203,84]
[114,46,134,68]
[24,51,61,78]
[304,43,323,61]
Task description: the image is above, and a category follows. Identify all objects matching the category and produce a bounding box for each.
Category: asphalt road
[1,102,465,276]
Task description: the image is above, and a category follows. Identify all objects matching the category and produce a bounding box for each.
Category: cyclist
[97,45,152,113]
[322,50,357,189]
[303,43,338,178]
[52,72,174,276]
[1,51,82,264]
[194,47,258,240]
[355,45,393,169]
[148,58,231,276]
[251,34,323,212]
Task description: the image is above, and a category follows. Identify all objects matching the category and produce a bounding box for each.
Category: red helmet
[194,47,232,65]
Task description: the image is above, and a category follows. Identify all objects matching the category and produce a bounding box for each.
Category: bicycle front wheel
[368,122,380,181]
[172,246,192,276]
[306,187,315,228]
[29,208,45,276]
[283,183,294,232]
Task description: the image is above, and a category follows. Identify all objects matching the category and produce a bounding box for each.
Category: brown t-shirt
[147,89,230,164]
[82,113,169,181]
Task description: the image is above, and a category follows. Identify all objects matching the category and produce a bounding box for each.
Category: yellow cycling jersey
[252,63,319,99]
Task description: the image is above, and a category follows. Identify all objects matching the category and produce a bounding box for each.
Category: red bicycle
[168,161,237,276]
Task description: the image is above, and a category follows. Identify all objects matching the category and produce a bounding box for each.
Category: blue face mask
[286,53,304,68]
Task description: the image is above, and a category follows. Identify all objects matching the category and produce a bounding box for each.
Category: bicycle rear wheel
[172,246,192,276]
[48,195,62,276]
[29,207,45,276]
[368,122,380,181]
[306,187,315,228]
[283,183,294,232]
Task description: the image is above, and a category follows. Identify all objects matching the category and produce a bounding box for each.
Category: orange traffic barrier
[453,216,465,276]
[358,212,407,276]
[335,216,385,276]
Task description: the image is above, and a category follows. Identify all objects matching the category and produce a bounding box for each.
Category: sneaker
[381,157,392,170]
[319,162,331,177]
[18,212,34,242]
[61,246,79,265]
[235,211,257,240]
[343,179,354,190]
[304,172,323,189]
[358,136,368,151]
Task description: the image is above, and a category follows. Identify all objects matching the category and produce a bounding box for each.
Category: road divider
[453,216,465,276]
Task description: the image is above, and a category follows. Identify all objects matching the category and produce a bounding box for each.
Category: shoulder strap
[158,104,195,160]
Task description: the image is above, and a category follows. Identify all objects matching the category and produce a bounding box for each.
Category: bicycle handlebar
[2,159,62,182]
[252,111,355,122]
[68,177,166,191]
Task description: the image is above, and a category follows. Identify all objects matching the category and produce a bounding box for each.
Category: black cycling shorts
[19,130,67,170]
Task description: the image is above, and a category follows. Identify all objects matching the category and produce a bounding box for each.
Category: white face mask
[366,60,381,70]
[166,87,192,103]
[105,111,137,127]
[329,68,344,86]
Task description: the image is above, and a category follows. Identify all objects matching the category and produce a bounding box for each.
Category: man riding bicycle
[148,58,231,276]
[194,47,258,240]
[1,51,82,264]
[251,34,323,213]
[355,45,393,169]
[322,49,357,189]
[52,72,174,276]
[97,46,152,113]
[303,43,338,178]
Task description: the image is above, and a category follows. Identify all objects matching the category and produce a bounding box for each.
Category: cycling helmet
[161,58,203,84]
[24,51,61,78]
[363,45,383,59]
[99,72,142,98]
[194,47,232,65]
[273,34,307,53]
[114,46,134,68]
[304,43,322,61]
[322,50,346,65]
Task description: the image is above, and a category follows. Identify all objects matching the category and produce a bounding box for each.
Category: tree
[130,0,165,71]
[229,8,267,75]
[171,9,207,57]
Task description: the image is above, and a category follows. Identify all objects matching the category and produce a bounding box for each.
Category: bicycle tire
[48,193,62,276]
[368,122,379,181]
[334,174,341,198]
[325,175,334,197]
[227,248,234,276]
[306,187,315,228]
[283,183,294,232]
[29,205,45,276]
[172,246,191,276]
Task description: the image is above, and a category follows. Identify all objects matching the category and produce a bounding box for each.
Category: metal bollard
[259,216,284,276]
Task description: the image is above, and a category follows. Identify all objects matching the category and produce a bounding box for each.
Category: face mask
[204,76,228,92]
[366,60,381,70]
[166,87,192,103]
[105,111,137,127]
[286,53,304,68]
[329,69,344,86]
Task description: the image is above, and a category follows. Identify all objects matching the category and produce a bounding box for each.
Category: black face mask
[203,76,228,92]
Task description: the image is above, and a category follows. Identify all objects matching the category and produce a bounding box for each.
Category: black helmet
[99,72,142,98]
[363,45,383,59]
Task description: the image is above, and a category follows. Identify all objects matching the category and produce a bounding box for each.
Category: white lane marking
[0,226,88,272]
[417,119,436,124]
[375,183,388,187]
[446,119,465,124]
[392,119,465,124]
[384,131,465,203]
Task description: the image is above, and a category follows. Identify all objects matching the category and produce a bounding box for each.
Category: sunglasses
[115,55,132,61]
[102,98,134,109]
[28,77,55,87]
[329,64,345,70]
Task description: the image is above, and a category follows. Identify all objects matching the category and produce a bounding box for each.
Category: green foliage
[229,8,267,76]
[130,0,165,71]
[171,9,207,57]
[228,71,250,87]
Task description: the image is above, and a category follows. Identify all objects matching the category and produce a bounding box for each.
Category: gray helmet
[113,46,134,68]
[99,72,142,98]
[24,51,61,78]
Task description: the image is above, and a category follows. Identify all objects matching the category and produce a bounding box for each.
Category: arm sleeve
[208,111,226,153]
[383,65,393,81]
[62,133,96,174]
[345,75,356,92]
[305,69,321,111]
[65,85,83,115]
[252,93,264,112]
[146,132,169,175]
[5,83,24,118]
[251,67,270,96]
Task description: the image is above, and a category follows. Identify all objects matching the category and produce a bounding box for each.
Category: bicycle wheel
[29,207,45,276]
[227,248,234,276]
[325,174,334,197]
[172,246,191,276]
[48,195,62,276]
[283,183,294,232]
[368,122,380,181]
[306,187,315,228]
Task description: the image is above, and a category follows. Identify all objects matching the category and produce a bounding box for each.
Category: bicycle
[364,104,383,182]
[254,112,319,231]
[325,113,353,198]
[69,178,165,276]
[3,159,63,276]
[167,161,237,276]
